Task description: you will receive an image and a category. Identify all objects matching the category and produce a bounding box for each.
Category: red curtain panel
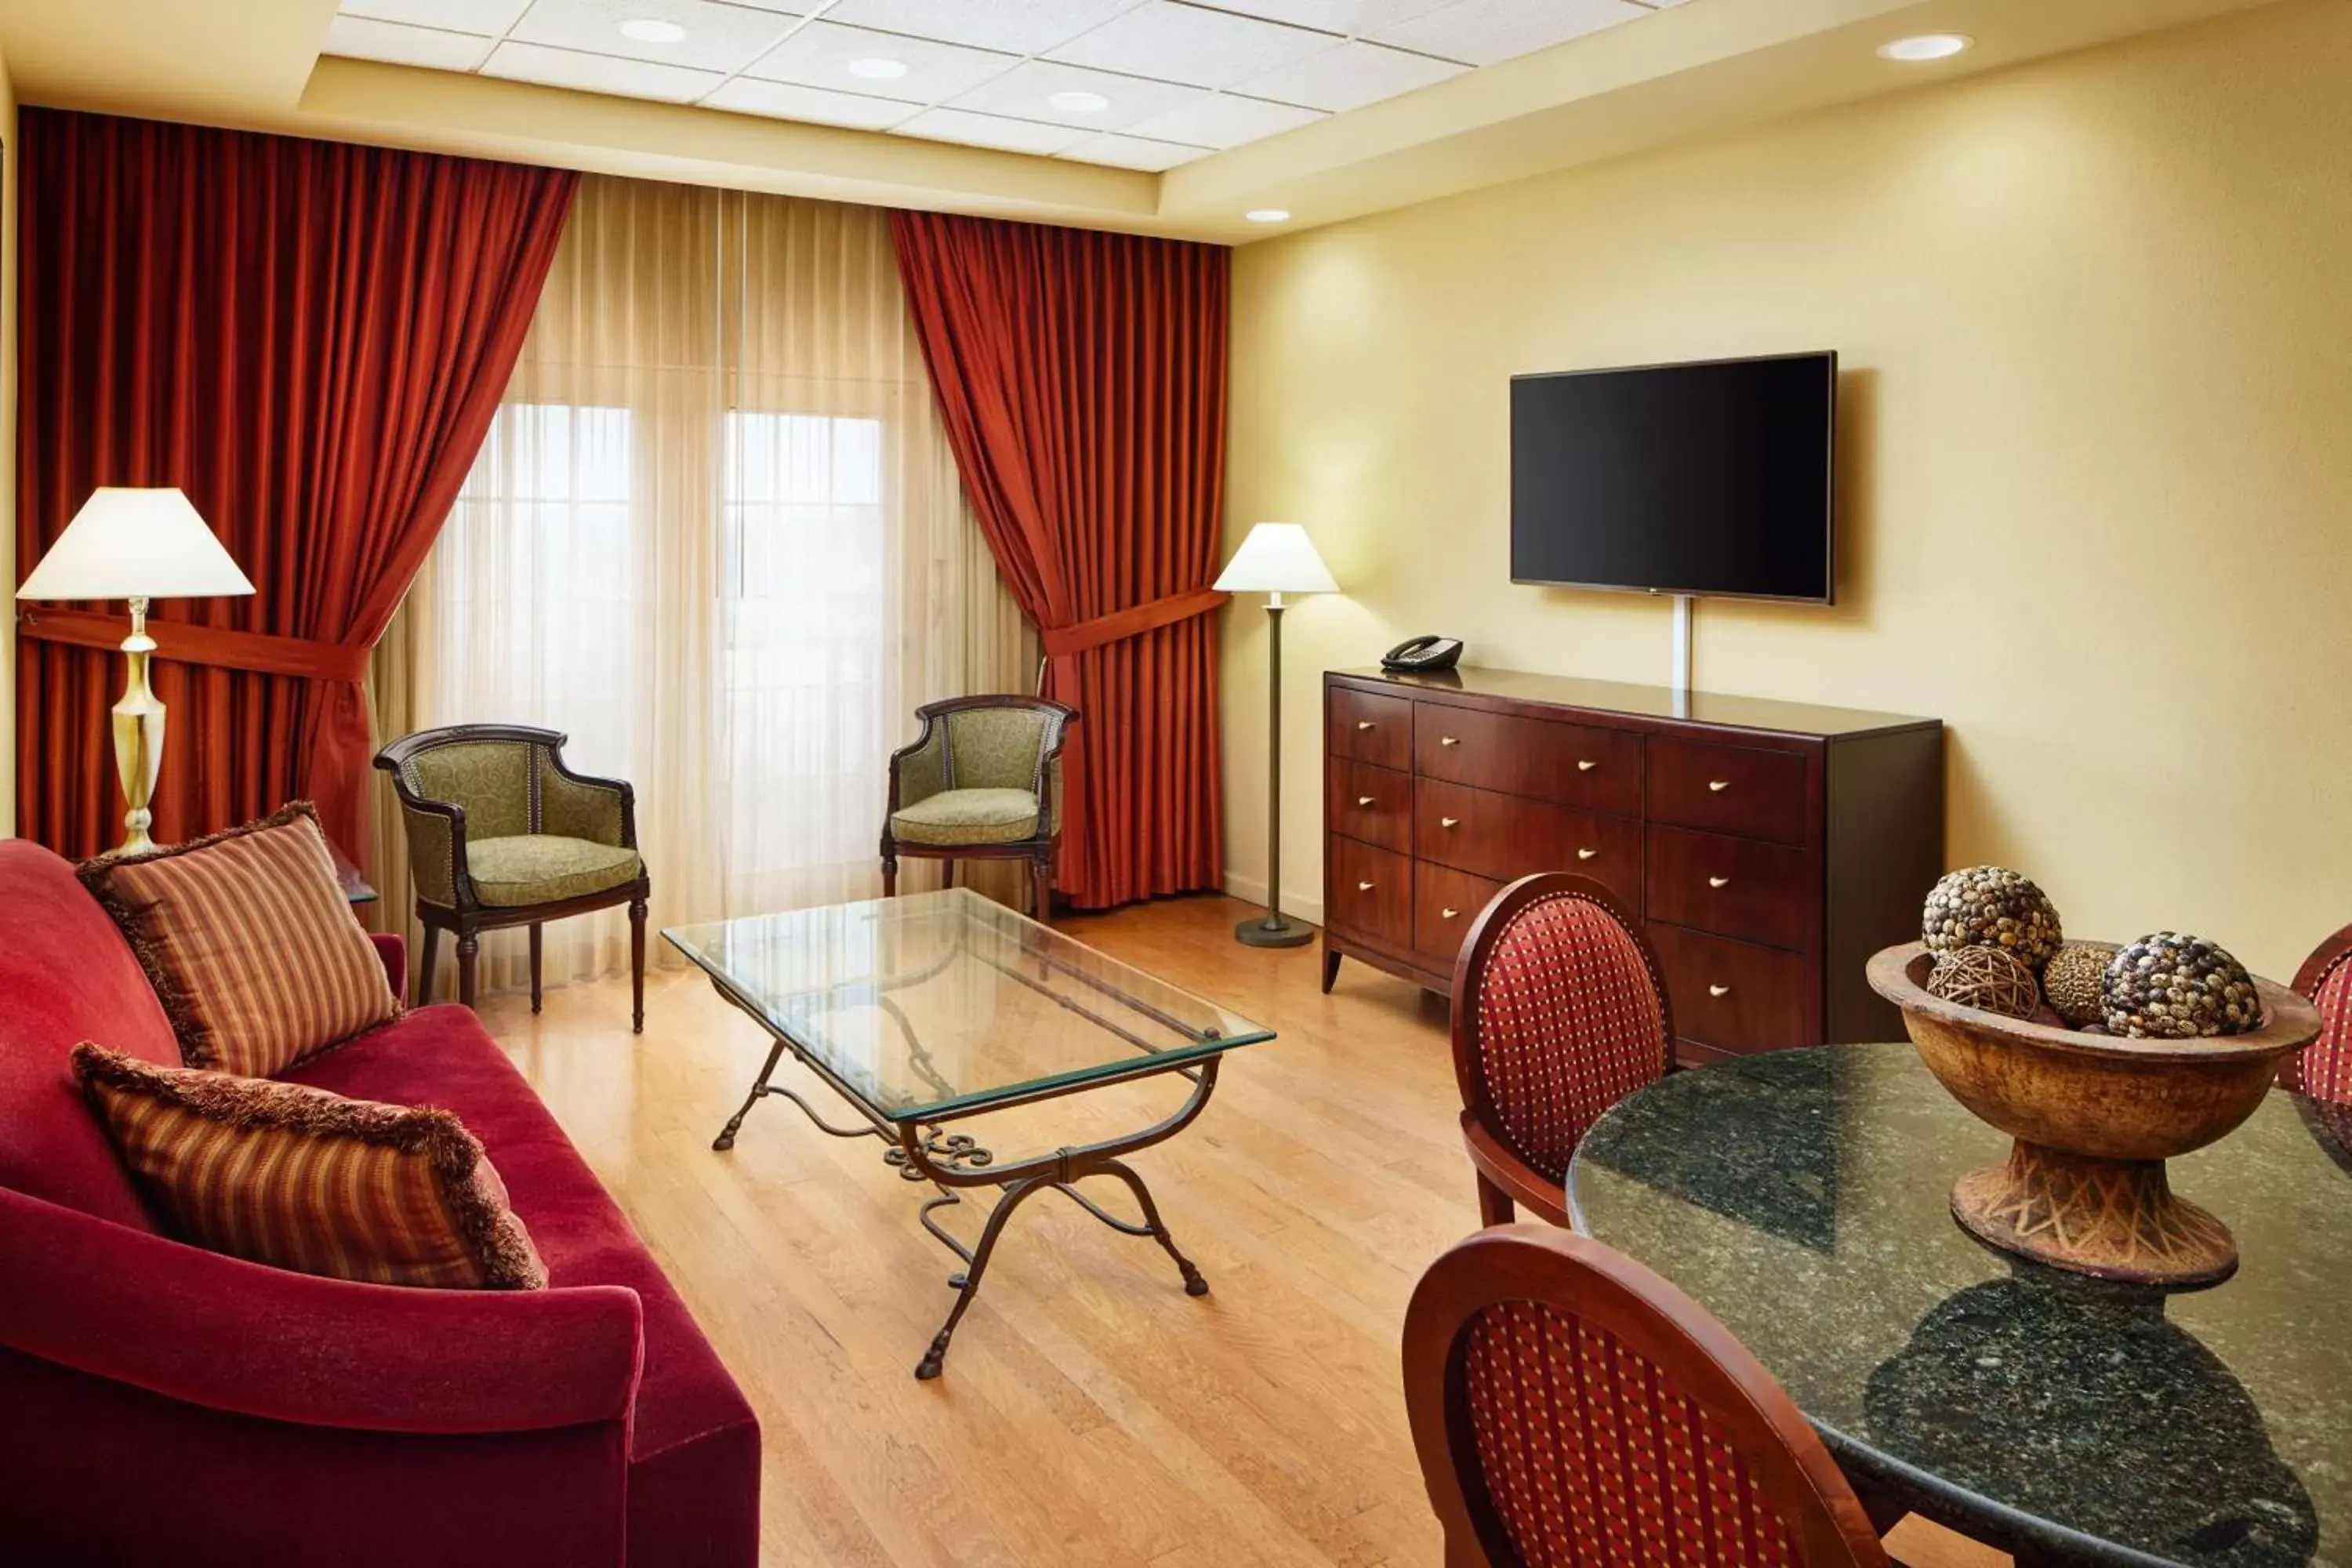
[890,211,1229,909]
[13,109,575,867]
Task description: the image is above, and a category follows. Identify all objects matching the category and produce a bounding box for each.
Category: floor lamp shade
[16,488,256,853]
[1215,524,1336,948]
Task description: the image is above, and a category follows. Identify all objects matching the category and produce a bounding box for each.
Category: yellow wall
[1224,0,2352,982]
[1,41,16,836]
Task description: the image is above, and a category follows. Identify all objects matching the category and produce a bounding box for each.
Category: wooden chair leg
[417,924,441,1007]
[528,924,543,1014]
[942,858,956,890]
[1476,1173,1516,1228]
[456,931,480,1012]
[880,848,897,898]
[629,895,647,1035]
[1031,855,1052,924]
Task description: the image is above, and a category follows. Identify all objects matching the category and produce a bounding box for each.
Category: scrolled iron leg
[1093,1158,1209,1297]
[713,1039,788,1152]
[916,1172,1052,1381]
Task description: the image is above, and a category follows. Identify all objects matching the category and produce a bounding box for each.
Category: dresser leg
[1320,948,1341,993]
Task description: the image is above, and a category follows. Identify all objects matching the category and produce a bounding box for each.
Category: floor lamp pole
[1236,596,1312,947]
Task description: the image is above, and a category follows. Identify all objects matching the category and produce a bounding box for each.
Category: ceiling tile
[1121,92,1322,149]
[947,60,1207,134]
[508,0,797,74]
[894,107,1092,156]
[745,20,1018,106]
[704,78,919,129]
[1371,0,1648,67]
[822,0,1145,56]
[481,39,723,100]
[1184,0,1449,33]
[1058,133,1211,172]
[1233,38,1461,110]
[323,14,495,69]
[336,0,533,37]
[1047,2,1338,91]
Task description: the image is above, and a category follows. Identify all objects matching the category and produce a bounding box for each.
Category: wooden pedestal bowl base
[1951,1140,2238,1287]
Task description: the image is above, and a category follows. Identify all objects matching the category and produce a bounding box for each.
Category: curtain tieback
[18,608,371,684]
[1039,588,1230,660]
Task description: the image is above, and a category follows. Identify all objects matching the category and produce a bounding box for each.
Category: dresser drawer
[1644,825,1817,951]
[1416,862,1504,970]
[1647,923,1814,1055]
[1646,739,1809,845]
[1414,779,1642,905]
[1327,760,1410,855]
[1327,837,1411,950]
[1329,687,1413,771]
[1414,703,1642,816]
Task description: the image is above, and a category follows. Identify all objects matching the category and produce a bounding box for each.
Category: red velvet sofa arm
[370,930,408,1001]
[0,1185,642,1434]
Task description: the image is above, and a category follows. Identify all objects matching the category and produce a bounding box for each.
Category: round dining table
[1568,1042,2350,1568]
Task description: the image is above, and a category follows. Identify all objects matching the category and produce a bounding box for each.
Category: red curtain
[13,109,575,867]
[889,211,1229,909]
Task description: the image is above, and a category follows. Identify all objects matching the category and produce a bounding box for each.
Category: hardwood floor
[476,891,2003,1568]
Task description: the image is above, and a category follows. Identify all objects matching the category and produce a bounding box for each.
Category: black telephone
[1381,635,1465,673]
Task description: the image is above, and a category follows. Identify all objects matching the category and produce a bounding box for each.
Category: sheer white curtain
[401,176,1032,994]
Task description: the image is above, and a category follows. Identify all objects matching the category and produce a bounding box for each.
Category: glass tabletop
[1570,1043,2351,1568]
[663,889,1274,1123]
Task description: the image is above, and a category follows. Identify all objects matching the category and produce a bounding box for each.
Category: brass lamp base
[111,595,165,855]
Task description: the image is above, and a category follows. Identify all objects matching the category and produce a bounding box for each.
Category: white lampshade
[1214,522,1337,596]
[16,488,255,603]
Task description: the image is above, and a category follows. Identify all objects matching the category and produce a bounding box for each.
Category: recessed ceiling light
[1245,209,1291,224]
[617,17,686,44]
[1048,89,1111,114]
[1878,33,1972,61]
[848,56,910,80]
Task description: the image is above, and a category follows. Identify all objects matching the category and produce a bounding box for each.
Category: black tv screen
[1510,351,1835,603]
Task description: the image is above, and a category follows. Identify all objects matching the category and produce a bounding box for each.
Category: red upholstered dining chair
[1451,874,1674,1228]
[2287,923,2352,1103]
[1404,1225,1893,1568]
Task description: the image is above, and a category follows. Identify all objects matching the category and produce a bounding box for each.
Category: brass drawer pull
[1708,983,1732,998]
[1708,779,1731,792]
[1356,720,1375,731]
[1357,880,1375,891]
[1577,848,1598,861]
[1356,795,1375,807]
[1440,816,1460,829]
[1708,875,1731,888]
[1577,760,1597,771]
[1439,735,1461,747]
[1441,906,1460,920]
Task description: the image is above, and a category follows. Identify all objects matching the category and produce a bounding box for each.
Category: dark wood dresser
[1320,666,1943,1062]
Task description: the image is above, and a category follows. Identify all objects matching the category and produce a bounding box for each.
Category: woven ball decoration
[1922,866,2063,970]
[2041,942,2110,1027]
[2101,932,2263,1039]
[1927,946,2042,1019]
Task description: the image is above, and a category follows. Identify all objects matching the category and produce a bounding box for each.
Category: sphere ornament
[1922,866,2063,971]
[2103,933,2263,1039]
[1927,946,2040,1019]
[2041,942,2110,1026]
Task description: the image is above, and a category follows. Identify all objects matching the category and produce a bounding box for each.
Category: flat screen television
[1510,350,1836,603]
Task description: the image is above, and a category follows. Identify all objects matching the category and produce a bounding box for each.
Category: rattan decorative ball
[2042,942,2110,1027]
[1927,946,2042,1019]
[1922,866,2064,971]
[2102,933,2263,1039]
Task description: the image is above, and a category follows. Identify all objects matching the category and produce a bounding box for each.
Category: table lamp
[1214,522,1337,948]
[15,488,255,853]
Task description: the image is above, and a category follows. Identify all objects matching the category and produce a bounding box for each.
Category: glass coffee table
[665,888,1275,1379]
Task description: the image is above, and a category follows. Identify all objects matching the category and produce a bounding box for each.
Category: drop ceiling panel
[1372,0,1650,67]
[325,14,495,70]
[822,0,1148,56]
[481,38,723,100]
[1047,2,1338,90]
[1190,0,1453,32]
[706,77,918,129]
[1121,92,1323,149]
[1234,38,1463,110]
[1058,132,1211,171]
[746,20,1018,105]
[894,107,1094,155]
[509,0,798,74]
[948,60,1208,133]
[337,0,534,37]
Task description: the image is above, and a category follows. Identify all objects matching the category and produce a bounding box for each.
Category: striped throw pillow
[74,1044,546,1290]
[79,803,398,1077]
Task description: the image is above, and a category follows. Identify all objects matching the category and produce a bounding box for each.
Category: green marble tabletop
[1570,1042,2350,1568]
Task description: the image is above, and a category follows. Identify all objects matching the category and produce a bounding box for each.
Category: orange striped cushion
[79,803,398,1077]
[74,1044,546,1290]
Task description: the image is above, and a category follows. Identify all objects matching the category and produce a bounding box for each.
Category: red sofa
[0,840,759,1566]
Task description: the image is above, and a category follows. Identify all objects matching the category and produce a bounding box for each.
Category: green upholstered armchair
[374,724,651,1031]
[882,696,1078,921]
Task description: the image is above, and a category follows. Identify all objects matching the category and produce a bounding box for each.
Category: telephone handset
[1380,636,1465,673]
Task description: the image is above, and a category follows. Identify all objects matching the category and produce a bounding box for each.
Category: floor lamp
[14,488,256,853]
[1215,523,1337,948]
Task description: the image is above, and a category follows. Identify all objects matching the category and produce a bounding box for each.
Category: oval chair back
[1450,874,1674,1227]
[1403,1225,1892,1568]
[2288,924,2352,1104]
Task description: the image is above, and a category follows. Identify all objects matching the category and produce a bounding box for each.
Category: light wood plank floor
[477,891,2002,1568]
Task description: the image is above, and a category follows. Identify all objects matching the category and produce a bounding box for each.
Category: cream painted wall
[1,41,16,835]
[1224,0,2352,982]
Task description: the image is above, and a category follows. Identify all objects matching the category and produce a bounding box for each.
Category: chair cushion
[77,804,401,1079]
[891,787,1040,846]
[467,836,643,906]
[73,1043,546,1290]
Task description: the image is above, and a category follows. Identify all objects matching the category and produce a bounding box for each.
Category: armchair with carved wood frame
[880,696,1077,923]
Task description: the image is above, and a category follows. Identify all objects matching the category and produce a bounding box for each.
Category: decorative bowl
[1867,941,2318,1285]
